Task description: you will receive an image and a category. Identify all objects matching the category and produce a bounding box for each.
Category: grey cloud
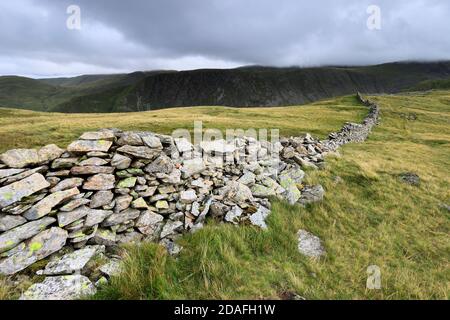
[1,0,449,77]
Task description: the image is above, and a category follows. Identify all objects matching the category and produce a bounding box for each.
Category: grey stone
[225,206,243,224]
[0,169,26,179]
[51,158,78,169]
[99,259,122,277]
[0,148,39,168]
[160,239,182,255]
[23,187,80,220]
[135,210,164,236]
[117,132,143,146]
[49,178,84,193]
[71,166,114,175]
[83,174,115,190]
[37,144,65,163]
[67,140,113,153]
[160,220,183,238]
[90,190,114,208]
[0,214,27,232]
[84,209,113,227]
[145,154,174,174]
[249,206,271,229]
[298,185,325,205]
[101,208,140,227]
[57,206,91,228]
[78,157,108,166]
[238,171,256,185]
[0,173,50,209]
[399,172,420,186]
[89,228,116,246]
[174,138,193,153]
[181,158,205,178]
[297,229,325,258]
[80,131,115,140]
[59,198,91,212]
[0,227,68,275]
[180,189,197,204]
[0,217,56,253]
[116,145,159,160]
[20,275,96,300]
[114,195,133,212]
[40,245,105,275]
[142,135,163,149]
[116,231,143,244]
[111,154,131,169]
[221,181,254,204]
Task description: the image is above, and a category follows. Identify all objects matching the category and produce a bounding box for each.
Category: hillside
[1,61,450,112]
[0,91,448,300]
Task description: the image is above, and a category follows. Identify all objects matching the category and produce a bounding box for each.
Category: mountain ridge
[1,61,450,112]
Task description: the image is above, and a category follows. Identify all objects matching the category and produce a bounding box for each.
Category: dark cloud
[0,0,449,77]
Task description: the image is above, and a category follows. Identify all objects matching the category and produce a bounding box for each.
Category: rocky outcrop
[0,94,379,299]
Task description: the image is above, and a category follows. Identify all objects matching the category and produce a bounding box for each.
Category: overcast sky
[0,0,449,77]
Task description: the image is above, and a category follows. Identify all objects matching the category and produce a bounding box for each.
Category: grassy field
[0,92,449,299]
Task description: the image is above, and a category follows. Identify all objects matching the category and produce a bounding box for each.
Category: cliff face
[2,61,450,113]
[123,62,450,110]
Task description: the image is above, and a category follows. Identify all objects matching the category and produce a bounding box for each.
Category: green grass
[1,91,449,300]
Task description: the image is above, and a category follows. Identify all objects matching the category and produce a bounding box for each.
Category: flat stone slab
[101,208,140,227]
[0,214,27,232]
[71,166,114,175]
[67,140,113,153]
[0,173,50,209]
[39,245,105,275]
[0,169,26,179]
[0,227,68,275]
[249,206,271,229]
[116,145,159,160]
[79,131,115,140]
[0,217,56,253]
[20,275,96,300]
[0,148,39,168]
[83,174,115,190]
[23,187,80,220]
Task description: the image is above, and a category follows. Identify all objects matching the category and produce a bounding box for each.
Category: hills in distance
[1,61,450,113]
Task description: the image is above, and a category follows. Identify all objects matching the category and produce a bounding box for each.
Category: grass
[0,95,366,153]
[1,91,449,299]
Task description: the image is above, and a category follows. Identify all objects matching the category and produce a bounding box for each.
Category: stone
[20,275,96,300]
[160,239,182,255]
[210,202,229,219]
[39,245,105,276]
[71,166,114,175]
[117,177,137,188]
[221,181,254,204]
[225,206,243,224]
[284,184,301,205]
[59,198,91,212]
[101,208,140,227]
[57,206,91,228]
[117,132,143,146]
[0,169,26,179]
[49,178,84,193]
[138,186,157,198]
[131,197,148,209]
[84,209,113,227]
[298,185,325,205]
[174,138,193,153]
[3,166,48,184]
[238,171,256,185]
[0,214,27,232]
[399,172,420,186]
[67,140,113,153]
[251,184,276,197]
[89,228,116,246]
[135,210,164,236]
[0,173,50,209]
[279,166,305,188]
[145,154,174,174]
[180,189,197,204]
[78,157,108,166]
[23,187,80,220]
[155,200,169,209]
[83,174,115,190]
[249,206,271,229]
[297,229,325,258]
[160,220,183,238]
[0,217,56,253]
[116,231,143,244]
[181,158,205,178]
[111,154,132,169]
[51,158,78,169]
[158,185,176,194]
[116,145,159,160]
[90,190,114,208]
[200,139,235,154]
[38,144,65,163]
[142,135,163,149]
[0,227,68,275]
[0,148,39,168]
[99,259,122,277]
[80,131,115,141]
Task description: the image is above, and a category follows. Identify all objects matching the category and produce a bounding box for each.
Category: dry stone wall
[0,94,379,299]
